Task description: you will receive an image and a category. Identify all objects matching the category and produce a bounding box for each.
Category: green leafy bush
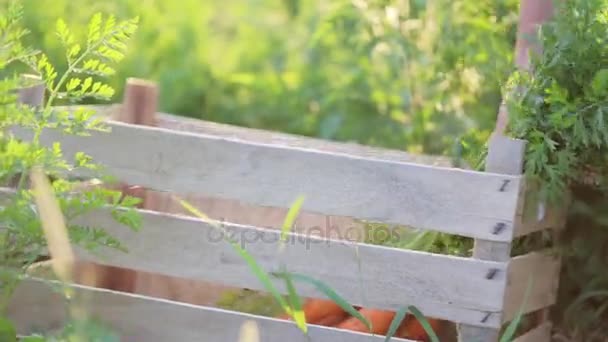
[504,0,608,339]
[14,0,518,158]
[0,1,140,339]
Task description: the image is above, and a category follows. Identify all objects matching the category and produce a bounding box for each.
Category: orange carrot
[277,300,443,341]
[334,308,396,335]
[302,298,347,324]
[314,312,350,327]
[278,298,347,325]
[396,315,443,341]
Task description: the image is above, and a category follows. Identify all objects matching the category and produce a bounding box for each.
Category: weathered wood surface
[157,111,457,168]
[513,202,567,238]
[8,278,414,342]
[11,115,523,242]
[68,207,509,328]
[71,79,159,306]
[512,175,569,239]
[503,251,560,323]
[458,134,527,342]
[76,104,459,168]
[512,322,552,342]
[54,105,561,243]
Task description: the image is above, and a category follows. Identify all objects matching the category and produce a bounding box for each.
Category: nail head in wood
[499,179,510,192]
[481,312,492,323]
[492,222,506,235]
[485,268,498,280]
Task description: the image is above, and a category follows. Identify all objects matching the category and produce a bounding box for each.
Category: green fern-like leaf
[40,13,139,106]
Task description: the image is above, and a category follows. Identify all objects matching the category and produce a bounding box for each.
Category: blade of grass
[276,268,307,333]
[30,166,75,282]
[230,236,291,315]
[176,196,307,333]
[29,166,93,337]
[279,195,305,252]
[384,307,408,342]
[407,305,440,342]
[281,272,372,332]
[499,277,534,342]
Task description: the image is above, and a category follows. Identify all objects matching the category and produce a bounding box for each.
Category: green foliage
[503,0,608,339]
[384,307,408,342]
[0,1,140,340]
[364,223,472,256]
[14,0,517,159]
[178,197,314,333]
[277,272,373,332]
[505,0,608,205]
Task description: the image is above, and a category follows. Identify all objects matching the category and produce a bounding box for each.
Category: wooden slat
[8,278,415,342]
[156,111,459,168]
[11,118,523,242]
[67,207,509,327]
[503,251,561,323]
[513,322,552,342]
[60,104,459,168]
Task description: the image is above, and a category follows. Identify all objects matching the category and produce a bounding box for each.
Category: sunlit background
[14,0,519,161]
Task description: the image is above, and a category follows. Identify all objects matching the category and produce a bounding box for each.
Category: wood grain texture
[459,134,526,342]
[484,135,526,177]
[69,207,508,327]
[8,278,415,342]
[102,102,364,308]
[457,325,498,342]
[83,105,369,240]
[51,104,461,168]
[503,251,561,323]
[12,117,523,242]
[155,110,458,168]
[512,322,552,342]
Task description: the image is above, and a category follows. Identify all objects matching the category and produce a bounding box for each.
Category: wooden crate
[5,80,565,342]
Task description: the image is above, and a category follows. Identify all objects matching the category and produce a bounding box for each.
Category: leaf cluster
[503,0,608,338]
[504,0,608,204]
[0,1,140,339]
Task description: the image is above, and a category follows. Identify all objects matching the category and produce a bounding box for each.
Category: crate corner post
[457,133,527,342]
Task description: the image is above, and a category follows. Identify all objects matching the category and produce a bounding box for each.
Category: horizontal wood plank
[61,104,459,168]
[513,322,552,342]
[155,110,458,168]
[503,251,561,323]
[68,207,508,328]
[8,278,414,342]
[11,114,523,242]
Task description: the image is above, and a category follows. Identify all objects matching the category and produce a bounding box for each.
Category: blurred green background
[14,0,519,161]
